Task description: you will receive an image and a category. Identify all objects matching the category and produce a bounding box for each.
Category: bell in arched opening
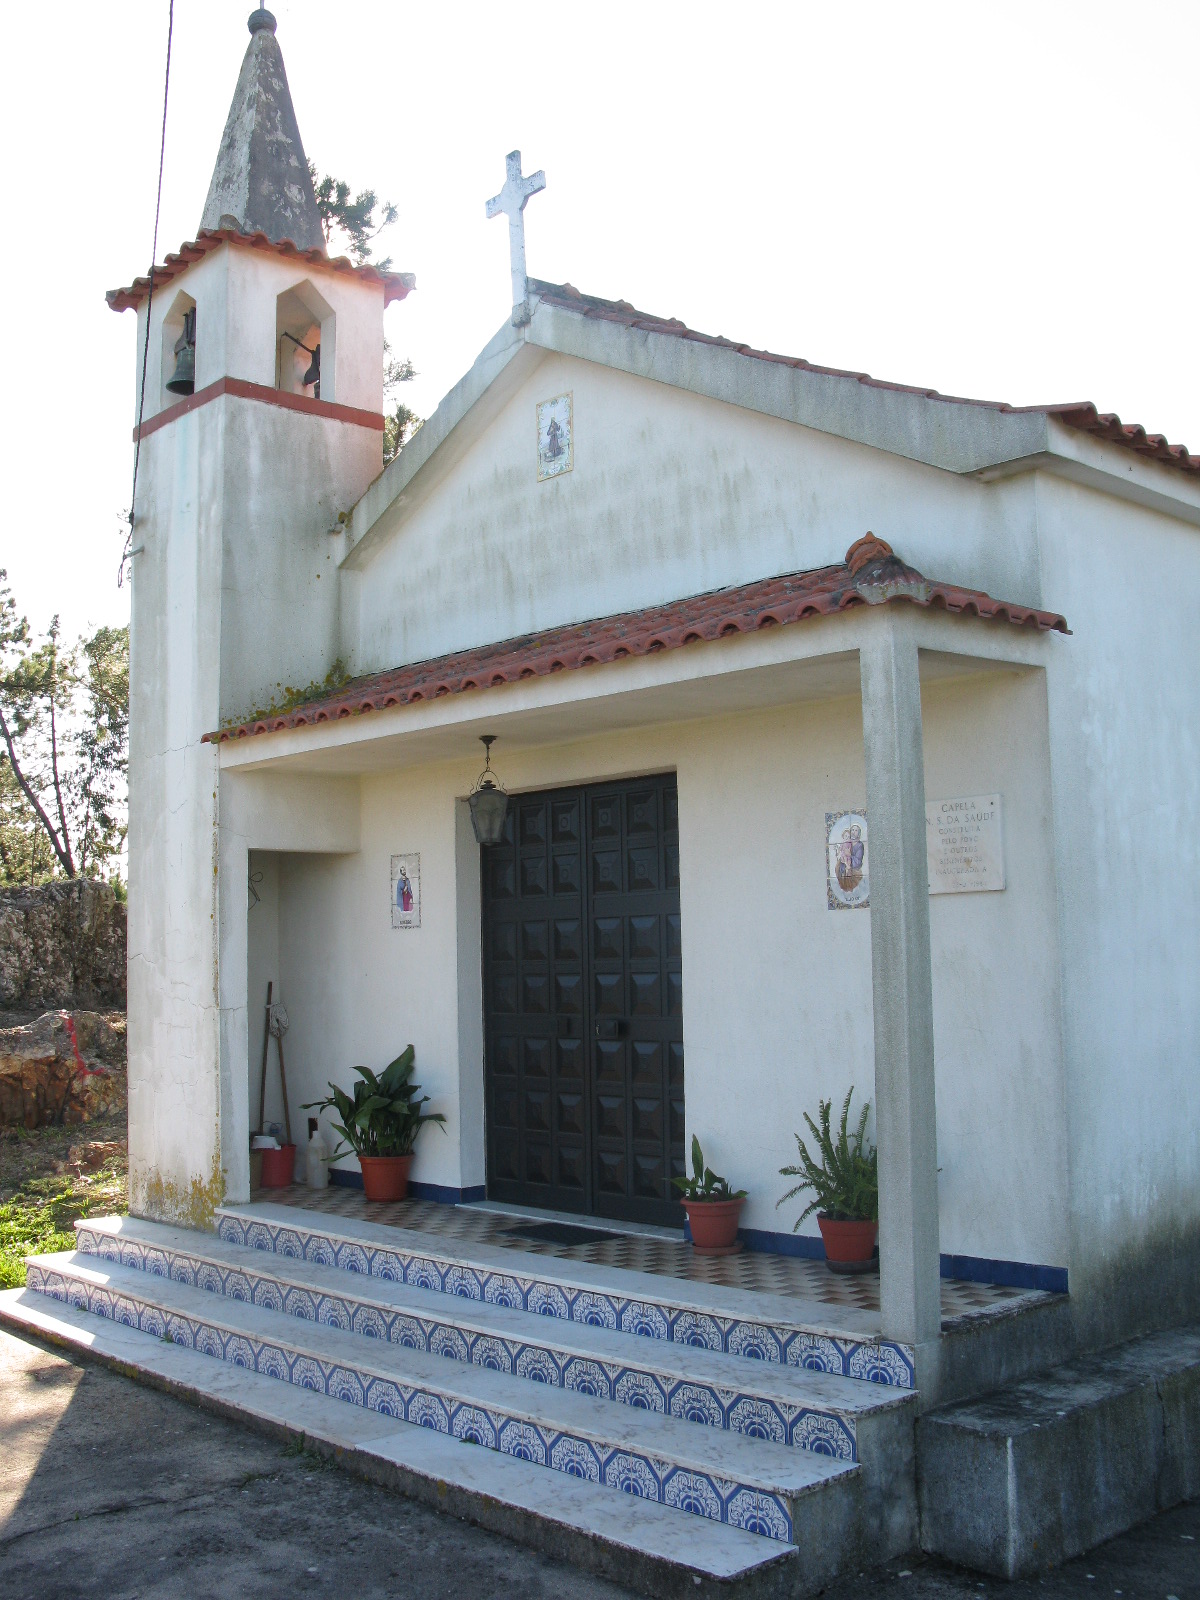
[300,342,320,395]
[166,308,197,396]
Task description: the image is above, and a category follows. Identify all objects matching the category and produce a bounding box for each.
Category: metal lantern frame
[468,734,509,845]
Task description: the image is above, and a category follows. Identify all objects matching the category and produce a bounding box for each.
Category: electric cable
[119,0,175,588]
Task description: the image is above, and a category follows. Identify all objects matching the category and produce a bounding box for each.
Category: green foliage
[671,1135,745,1202]
[74,624,129,878]
[309,163,397,268]
[225,657,352,731]
[383,349,421,466]
[777,1087,878,1228]
[0,569,129,886]
[308,162,421,468]
[303,1046,446,1160]
[0,1168,125,1289]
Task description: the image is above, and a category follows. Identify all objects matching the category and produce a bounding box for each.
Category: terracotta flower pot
[359,1153,413,1202]
[682,1196,745,1255]
[817,1214,878,1274]
[258,1144,296,1187]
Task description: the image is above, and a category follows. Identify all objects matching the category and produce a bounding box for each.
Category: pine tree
[0,571,129,886]
[309,164,421,468]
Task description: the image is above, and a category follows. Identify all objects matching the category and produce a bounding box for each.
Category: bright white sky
[2,0,1196,643]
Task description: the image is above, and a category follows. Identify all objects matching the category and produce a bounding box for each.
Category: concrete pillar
[859,613,942,1383]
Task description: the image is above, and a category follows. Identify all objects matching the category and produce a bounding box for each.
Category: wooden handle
[257,980,272,1133]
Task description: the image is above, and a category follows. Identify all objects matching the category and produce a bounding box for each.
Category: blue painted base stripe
[411,1180,488,1205]
[328,1169,486,1206]
[711,1224,1067,1291]
[738,1227,826,1260]
[939,1253,1068,1294]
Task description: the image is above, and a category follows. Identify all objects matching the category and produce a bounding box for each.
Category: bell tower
[109,7,413,1222]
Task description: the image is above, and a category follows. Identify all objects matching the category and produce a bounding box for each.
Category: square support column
[859,613,942,1386]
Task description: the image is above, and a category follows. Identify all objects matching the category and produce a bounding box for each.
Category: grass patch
[0,1165,126,1289]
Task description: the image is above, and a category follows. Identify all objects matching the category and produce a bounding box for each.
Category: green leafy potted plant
[303,1045,445,1202]
[673,1136,747,1255]
[777,1087,879,1273]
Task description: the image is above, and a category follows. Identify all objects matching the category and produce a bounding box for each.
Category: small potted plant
[303,1045,445,1202]
[777,1087,878,1273]
[673,1136,746,1255]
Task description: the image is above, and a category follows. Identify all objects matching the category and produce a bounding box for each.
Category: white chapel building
[109,4,1200,1412]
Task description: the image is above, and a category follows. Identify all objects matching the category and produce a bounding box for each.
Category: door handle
[595,1019,627,1040]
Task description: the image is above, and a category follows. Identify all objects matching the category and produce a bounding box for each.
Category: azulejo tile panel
[63,1237,888,1464]
[32,1261,807,1544]
[211,1213,915,1388]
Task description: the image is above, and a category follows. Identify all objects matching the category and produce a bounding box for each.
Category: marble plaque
[391,853,421,928]
[926,795,1004,895]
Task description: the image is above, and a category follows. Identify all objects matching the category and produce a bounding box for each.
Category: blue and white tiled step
[75,1214,909,1463]
[216,1200,917,1388]
[0,1285,801,1589]
[26,1249,856,1545]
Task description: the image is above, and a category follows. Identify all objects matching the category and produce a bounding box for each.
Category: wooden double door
[482,773,685,1226]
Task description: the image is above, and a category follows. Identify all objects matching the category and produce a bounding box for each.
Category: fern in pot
[777,1087,878,1273]
[303,1045,445,1202]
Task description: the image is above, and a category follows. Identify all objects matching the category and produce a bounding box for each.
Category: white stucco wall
[341,352,1044,680]
[1035,474,1200,1340]
[238,675,1066,1272]
[216,398,381,722]
[127,404,225,1223]
[123,243,389,1224]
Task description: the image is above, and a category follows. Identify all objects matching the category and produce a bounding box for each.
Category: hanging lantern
[468,735,509,845]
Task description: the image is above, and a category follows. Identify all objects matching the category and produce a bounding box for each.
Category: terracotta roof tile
[532,281,1198,480]
[207,537,1067,744]
[107,228,415,313]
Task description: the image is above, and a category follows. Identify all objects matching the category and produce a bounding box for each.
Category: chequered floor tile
[258,1185,1052,1326]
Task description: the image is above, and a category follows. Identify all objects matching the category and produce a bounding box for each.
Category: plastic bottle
[306,1118,329,1189]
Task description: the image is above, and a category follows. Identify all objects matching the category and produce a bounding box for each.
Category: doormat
[503,1221,623,1247]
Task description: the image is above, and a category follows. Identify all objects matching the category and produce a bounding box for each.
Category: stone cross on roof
[485,150,546,325]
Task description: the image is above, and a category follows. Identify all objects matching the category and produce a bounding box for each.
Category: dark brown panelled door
[483,774,684,1226]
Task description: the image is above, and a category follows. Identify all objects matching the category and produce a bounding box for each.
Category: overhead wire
[119,0,175,588]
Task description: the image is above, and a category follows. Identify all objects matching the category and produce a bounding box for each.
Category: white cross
[486,150,546,324]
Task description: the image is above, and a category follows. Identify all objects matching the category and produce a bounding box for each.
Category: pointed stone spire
[199,8,326,253]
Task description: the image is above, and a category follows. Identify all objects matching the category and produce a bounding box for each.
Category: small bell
[301,342,320,394]
[166,308,197,396]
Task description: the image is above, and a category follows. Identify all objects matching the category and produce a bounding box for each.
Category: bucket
[259,1144,296,1187]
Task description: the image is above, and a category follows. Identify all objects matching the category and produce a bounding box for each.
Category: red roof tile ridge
[529,280,1197,479]
[107,228,416,312]
[206,539,1068,745]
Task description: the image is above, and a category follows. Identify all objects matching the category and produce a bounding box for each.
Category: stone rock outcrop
[0,1010,127,1129]
[0,880,126,1013]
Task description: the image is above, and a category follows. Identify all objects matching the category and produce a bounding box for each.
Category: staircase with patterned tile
[0,1199,923,1595]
